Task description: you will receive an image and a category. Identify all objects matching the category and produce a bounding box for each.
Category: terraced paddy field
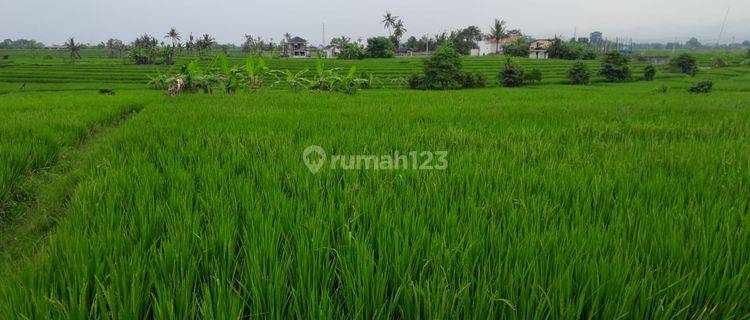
[0,52,749,319]
[1,50,746,92]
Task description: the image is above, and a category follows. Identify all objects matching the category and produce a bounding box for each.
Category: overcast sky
[2,0,748,45]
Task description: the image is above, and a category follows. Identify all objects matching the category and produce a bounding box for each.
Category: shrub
[600,51,631,82]
[338,43,365,60]
[460,72,486,88]
[670,53,698,76]
[643,65,656,81]
[365,37,395,58]
[712,56,728,68]
[688,80,713,94]
[746,49,750,59]
[498,58,525,87]
[568,62,591,85]
[422,46,463,89]
[524,68,542,84]
[409,73,427,90]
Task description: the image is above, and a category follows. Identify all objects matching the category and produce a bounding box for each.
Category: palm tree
[64,38,82,61]
[382,12,399,36]
[196,34,215,53]
[393,20,407,42]
[488,19,507,54]
[165,27,181,48]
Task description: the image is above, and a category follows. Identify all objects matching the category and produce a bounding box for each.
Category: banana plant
[217,53,242,93]
[245,55,269,92]
[272,69,310,92]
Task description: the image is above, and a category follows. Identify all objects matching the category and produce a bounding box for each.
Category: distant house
[46,44,66,50]
[472,36,521,56]
[322,45,340,59]
[285,36,309,58]
[529,39,553,59]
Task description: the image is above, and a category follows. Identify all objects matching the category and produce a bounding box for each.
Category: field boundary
[0,104,146,269]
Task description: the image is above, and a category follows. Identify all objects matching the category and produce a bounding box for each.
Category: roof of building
[288,36,307,44]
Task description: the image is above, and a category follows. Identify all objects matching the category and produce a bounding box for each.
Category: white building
[470,36,521,56]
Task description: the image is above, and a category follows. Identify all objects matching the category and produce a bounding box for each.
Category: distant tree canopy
[547,38,597,60]
[685,37,702,50]
[589,32,603,44]
[744,40,750,46]
[338,43,365,60]
[0,39,45,49]
[365,37,395,58]
[503,39,530,57]
[448,26,483,55]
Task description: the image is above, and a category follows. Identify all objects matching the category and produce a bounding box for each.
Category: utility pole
[716,6,730,47]
[322,22,326,46]
[426,34,430,54]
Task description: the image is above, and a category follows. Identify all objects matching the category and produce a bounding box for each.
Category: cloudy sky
[2,0,748,45]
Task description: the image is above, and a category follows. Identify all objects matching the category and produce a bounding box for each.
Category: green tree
[382,12,398,36]
[498,58,525,87]
[64,38,82,61]
[600,50,631,82]
[338,43,365,60]
[685,37,702,50]
[423,45,463,89]
[568,62,591,84]
[503,38,529,57]
[487,19,507,54]
[165,27,180,47]
[365,37,395,58]
[669,53,698,76]
[589,31,603,44]
[643,64,656,81]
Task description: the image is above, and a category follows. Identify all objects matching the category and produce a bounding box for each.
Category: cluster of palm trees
[164,28,215,54]
[382,12,407,43]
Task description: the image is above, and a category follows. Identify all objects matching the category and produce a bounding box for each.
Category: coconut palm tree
[382,12,399,36]
[488,19,507,54]
[64,37,82,61]
[196,34,215,53]
[393,20,407,42]
[165,27,181,47]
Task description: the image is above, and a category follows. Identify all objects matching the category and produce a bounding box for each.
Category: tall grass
[1,79,749,318]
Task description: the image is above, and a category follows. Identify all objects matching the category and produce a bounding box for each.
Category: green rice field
[0,51,749,319]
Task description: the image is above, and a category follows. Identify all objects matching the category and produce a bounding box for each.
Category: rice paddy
[0,52,749,319]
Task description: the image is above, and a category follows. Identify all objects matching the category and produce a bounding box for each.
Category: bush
[688,80,713,94]
[365,37,396,58]
[643,64,656,81]
[600,51,631,82]
[409,73,427,90]
[422,46,463,90]
[524,68,542,84]
[746,49,750,59]
[338,43,365,60]
[460,72,486,88]
[712,56,728,68]
[498,59,525,87]
[568,62,591,85]
[670,53,698,76]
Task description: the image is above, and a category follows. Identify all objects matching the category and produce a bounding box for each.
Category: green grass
[0,93,152,221]
[0,56,749,319]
